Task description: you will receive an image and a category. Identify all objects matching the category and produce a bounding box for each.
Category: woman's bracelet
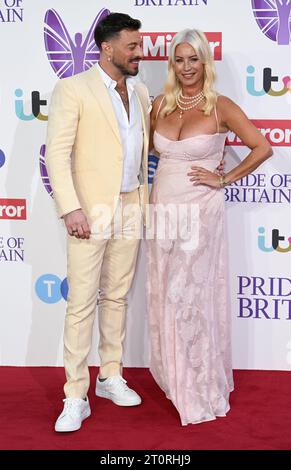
[219,175,229,187]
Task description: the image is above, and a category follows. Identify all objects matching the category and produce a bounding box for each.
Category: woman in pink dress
[146,29,272,426]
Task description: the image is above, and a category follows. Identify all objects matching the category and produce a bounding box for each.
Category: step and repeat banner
[0,0,290,369]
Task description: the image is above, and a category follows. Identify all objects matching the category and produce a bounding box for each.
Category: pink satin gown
[146,116,234,425]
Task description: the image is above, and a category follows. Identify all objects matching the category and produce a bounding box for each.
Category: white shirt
[96,63,143,192]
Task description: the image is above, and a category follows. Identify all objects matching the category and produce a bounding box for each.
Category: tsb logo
[0,199,26,220]
[35,274,68,303]
[0,149,5,168]
[141,32,222,60]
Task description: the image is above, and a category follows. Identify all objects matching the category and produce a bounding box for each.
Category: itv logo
[15,89,48,121]
[246,65,291,96]
[258,227,291,253]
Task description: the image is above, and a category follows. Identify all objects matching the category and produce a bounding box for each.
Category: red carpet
[1,367,291,450]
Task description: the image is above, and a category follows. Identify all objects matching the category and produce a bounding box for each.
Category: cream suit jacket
[45,66,151,226]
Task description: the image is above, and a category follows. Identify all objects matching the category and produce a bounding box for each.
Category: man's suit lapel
[85,66,121,145]
[84,67,150,156]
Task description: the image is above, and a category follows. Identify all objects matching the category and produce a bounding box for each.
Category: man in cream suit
[46,13,151,432]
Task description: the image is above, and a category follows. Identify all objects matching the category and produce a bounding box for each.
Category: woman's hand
[187,166,221,188]
[215,158,225,175]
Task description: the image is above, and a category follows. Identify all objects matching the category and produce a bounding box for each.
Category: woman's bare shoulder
[216,94,237,108]
[152,94,165,109]
[151,94,166,120]
[216,94,241,112]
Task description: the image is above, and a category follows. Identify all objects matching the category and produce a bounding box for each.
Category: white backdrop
[0,0,290,369]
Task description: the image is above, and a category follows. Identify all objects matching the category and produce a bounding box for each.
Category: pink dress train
[146,127,234,426]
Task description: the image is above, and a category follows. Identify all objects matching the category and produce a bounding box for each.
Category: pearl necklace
[176,90,205,118]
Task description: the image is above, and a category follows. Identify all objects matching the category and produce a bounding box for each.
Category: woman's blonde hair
[162,28,217,117]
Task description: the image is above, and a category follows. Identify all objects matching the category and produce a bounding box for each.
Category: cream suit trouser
[63,189,142,398]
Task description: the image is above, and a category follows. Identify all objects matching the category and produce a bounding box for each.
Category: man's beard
[111,56,140,76]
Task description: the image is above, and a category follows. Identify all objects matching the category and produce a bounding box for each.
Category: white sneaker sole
[55,408,91,432]
[95,389,142,407]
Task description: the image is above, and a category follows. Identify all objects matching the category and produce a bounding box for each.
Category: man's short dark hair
[94,12,142,49]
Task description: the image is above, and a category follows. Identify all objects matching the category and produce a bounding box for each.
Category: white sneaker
[54,397,91,432]
[95,375,142,406]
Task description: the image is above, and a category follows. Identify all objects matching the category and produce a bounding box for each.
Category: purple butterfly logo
[44,8,110,78]
[39,145,53,198]
[252,0,291,45]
